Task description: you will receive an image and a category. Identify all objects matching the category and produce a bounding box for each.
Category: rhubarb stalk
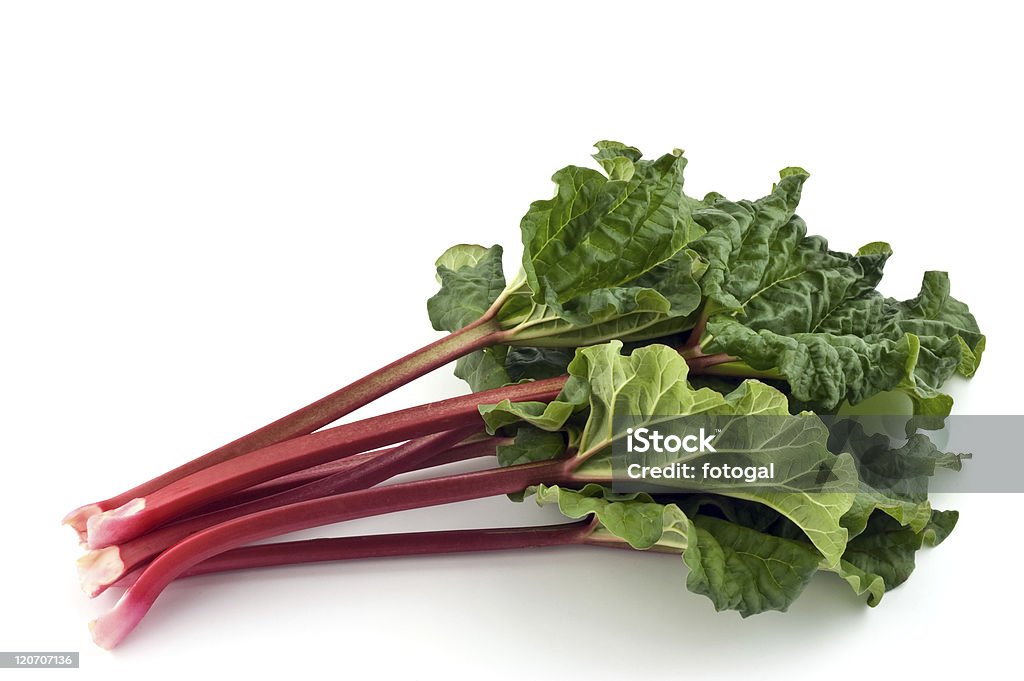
[64,313,508,539]
[79,427,483,597]
[90,459,572,648]
[113,520,599,589]
[85,376,566,549]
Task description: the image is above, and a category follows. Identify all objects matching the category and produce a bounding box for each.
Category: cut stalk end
[77,546,126,598]
[63,503,102,543]
[89,595,145,650]
[87,498,146,549]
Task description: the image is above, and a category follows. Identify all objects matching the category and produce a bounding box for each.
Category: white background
[2,1,1021,678]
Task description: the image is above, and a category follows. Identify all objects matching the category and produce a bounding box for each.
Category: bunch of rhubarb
[67,142,984,648]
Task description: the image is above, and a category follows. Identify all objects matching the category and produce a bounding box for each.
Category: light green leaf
[832,559,887,606]
[591,140,643,181]
[479,398,580,434]
[565,342,728,457]
[492,342,856,565]
[571,343,855,565]
[531,483,689,550]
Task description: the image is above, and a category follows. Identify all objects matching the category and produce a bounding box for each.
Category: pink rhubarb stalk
[112,520,598,589]
[85,376,566,549]
[189,435,505,515]
[64,314,507,540]
[79,427,484,597]
[90,459,572,648]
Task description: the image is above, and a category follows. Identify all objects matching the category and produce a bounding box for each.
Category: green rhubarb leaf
[488,341,856,566]
[519,142,703,306]
[498,248,707,348]
[921,509,958,547]
[531,483,689,550]
[568,343,855,565]
[427,244,507,333]
[828,509,957,605]
[836,513,926,592]
[684,170,984,413]
[453,346,514,393]
[496,426,567,467]
[957,335,986,377]
[721,444,857,568]
[564,342,727,457]
[832,559,887,606]
[479,397,581,434]
[428,144,712,385]
[532,485,824,616]
[684,515,823,617]
[689,171,813,315]
[699,242,980,413]
[890,270,985,380]
[841,485,931,541]
[831,420,962,539]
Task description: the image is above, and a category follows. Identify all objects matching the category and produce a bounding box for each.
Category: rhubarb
[67,142,714,540]
[85,377,566,549]
[79,427,482,597]
[70,143,985,650]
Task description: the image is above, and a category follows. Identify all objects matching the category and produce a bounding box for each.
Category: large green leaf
[483,342,856,565]
[689,170,814,315]
[563,342,727,457]
[520,142,703,306]
[569,343,855,565]
[680,169,984,413]
[696,219,980,411]
[427,143,714,387]
[496,248,707,348]
[527,484,957,614]
[531,485,822,616]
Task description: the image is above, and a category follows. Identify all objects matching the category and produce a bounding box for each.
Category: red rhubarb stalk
[112,520,597,589]
[90,459,572,648]
[81,348,755,548]
[190,435,505,515]
[63,314,508,539]
[85,376,566,549]
[80,427,482,597]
